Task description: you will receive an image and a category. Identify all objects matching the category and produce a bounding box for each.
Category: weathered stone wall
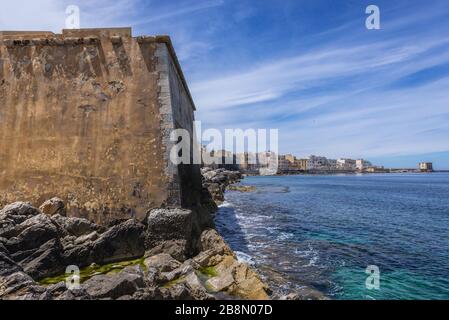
[0,28,200,224]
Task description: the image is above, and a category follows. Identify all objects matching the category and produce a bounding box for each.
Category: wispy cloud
[131,0,225,26]
[1,0,449,167]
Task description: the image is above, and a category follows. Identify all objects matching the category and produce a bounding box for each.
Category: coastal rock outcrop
[0,169,320,301]
[0,195,272,300]
[201,168,242,203]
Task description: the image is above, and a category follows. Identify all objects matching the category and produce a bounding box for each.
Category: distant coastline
[244,170,449,177]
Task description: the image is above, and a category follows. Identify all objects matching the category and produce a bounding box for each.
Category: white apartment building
[356,159,373,171]
[337,158,357,171]
[307,155,329,170]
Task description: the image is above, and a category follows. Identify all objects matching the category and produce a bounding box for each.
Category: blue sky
[1,0,449,169]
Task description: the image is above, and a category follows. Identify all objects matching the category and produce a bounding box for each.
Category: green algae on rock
[39,258,146,286]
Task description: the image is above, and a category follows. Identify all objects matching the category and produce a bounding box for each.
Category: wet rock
[184,271,215,300]
[144,253,181,273]
[82,265,145,299]
[227,185,256,192]
[39,198,66,216]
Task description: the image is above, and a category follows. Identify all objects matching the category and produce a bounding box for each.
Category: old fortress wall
[0,28,202,224]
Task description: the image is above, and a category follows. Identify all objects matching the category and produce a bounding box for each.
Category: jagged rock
[205,183,225,202]
[200,186,218,213]
[157,282,192,300]
[202,170,218,181]
[201,168,242,203]
[145,208,194,257]
[5,214,60,253]
[192,230,236,268]
[0,202,40,238]
[0,249,22,277]
[231,261,270,300]
[161,261,195,283]
[89,220,145,265]
[200,167,213,174]
[202,254,269,300]
[184,271,215,300]
[143,239,187,262]
[145,267,160,286]
[0,202,40,219]
[45,281,68,298]
[82,266,145,299]
[192,249,217,268]
[0,271,47,300]
[39,198,66,216]
[63,220,145,267]
[144,253,181,273]
[74,231,99,245]
[62,239,93,267]
[55,288,92,300]
[52,214,102,237]
[206,272,235,292]
[200,229,235,257]
[18,239,65,280]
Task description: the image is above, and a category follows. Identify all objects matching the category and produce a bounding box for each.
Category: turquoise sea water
[215,173,449,300]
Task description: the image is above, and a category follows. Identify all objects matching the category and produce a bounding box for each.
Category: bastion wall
[0,28,201,224]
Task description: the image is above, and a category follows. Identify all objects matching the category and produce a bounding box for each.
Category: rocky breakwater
[201,168,243,204]
[0,196,270,300]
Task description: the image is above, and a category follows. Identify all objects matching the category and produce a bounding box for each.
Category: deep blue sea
[215,173,449,300]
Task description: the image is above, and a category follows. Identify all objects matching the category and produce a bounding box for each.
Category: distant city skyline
[1,0,448,169]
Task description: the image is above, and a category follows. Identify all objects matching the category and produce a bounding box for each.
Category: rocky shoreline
[0,168,275,300]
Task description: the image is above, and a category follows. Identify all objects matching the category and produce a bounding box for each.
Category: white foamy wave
[218,201,233,208]
[235,251,255,265]
[295,244,320,267]
[277,232,294,241]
